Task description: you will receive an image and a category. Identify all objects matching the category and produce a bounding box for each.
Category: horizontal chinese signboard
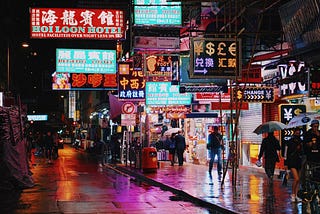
[146,82,191,105]
[145,54,179,82]
[56,49,116,73]
[190,38,241,79]
[30,8,125,39]
[211,102,249,110]
[233,87,275,103]
[52,72,117,90]
[134,36,180,50]
[133,0,181,26]
[27,115,48,121]
[118,62,145,101]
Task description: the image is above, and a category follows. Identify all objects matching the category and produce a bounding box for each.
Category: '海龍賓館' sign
[30,8,125,39]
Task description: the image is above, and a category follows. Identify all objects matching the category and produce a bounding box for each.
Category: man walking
[174,130,186,166]
[207,126,223,175]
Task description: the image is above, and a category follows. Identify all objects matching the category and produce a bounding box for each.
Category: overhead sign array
[30,8,125,39]
[233,87,275,103]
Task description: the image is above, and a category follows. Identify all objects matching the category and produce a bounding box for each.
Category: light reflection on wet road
[6,146,213,213]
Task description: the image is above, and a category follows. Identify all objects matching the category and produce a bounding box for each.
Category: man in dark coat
[174,130,186,166]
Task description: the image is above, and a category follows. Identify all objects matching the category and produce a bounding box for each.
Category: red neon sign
[30,8,125,39]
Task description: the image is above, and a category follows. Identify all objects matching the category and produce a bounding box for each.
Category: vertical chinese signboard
[190,38,241,79]
[118,62,145,101]
[30,8,125,39]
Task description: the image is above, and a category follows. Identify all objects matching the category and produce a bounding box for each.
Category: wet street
[0,145,211,214]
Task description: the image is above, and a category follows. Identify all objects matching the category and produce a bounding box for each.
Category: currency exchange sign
[190,38,241,79]
[233,87,275,103]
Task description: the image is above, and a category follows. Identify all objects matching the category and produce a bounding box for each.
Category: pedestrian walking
[207,126,223,175]
[304,119,320,163]
[165,134,176,166]
[43,130,54,163]
[258,131,281,184]
[286,127,303,202]
[174,130,186,166]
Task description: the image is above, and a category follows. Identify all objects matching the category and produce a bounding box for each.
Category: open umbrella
[286,112,320,128]
[164,128,181,136]
[253,121,287,135]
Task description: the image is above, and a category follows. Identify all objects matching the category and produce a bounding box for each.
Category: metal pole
[7,43,10,92]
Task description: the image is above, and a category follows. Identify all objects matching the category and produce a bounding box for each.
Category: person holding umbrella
[258,131,281,184]
[304,119,320,163]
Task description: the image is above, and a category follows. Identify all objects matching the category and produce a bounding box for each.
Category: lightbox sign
[190,38,241,78]
[27,115,48,121]
[30,8,125,39]
[146,82,191,105]
[118,62,145,101]
[145,54,179,82]
[278,61,309,98]
[52,72,117,90]
[56,49,116,74]
[133,0,182,26]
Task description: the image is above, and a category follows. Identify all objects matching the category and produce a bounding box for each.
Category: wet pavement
[0,146,214,214]
[114,160,305,214]
[0,145,308,213]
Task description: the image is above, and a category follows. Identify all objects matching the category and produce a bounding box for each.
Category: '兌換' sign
[190,38,241,79]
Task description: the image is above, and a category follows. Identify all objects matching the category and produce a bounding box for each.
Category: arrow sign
[233,87,274,103]
[193,68,208,74]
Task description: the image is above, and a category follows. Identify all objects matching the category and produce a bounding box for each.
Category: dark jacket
[174,134,186,150]
[258,134,280,160]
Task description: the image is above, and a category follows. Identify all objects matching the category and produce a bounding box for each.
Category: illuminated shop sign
[52,72,117,90]
[27,115,48,121]
[279,104,306,142]
[278,61,309,97]
[118,62,145,101]
[190,38,241,78]
[146,82,191,105]
[134,36,180,50]
[30,8,125,39]
[133,0,181,25]
[145,55,179,82]
[233,87,275,103]
[56,49,116,74]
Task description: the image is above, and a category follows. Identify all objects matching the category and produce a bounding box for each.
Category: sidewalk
[113,161,302,214]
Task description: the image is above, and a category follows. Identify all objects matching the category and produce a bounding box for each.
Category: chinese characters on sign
[71,73,117,89]
[30,8,125,39]
[56,49,116,74]
[118,62,145,100]
[145,55,179,82]
[146,82,191,105]
[190,38,241,78]
[309,67,320,97]
[133,0,181,25]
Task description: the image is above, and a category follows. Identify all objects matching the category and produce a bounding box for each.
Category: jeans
[209,148,222,173]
